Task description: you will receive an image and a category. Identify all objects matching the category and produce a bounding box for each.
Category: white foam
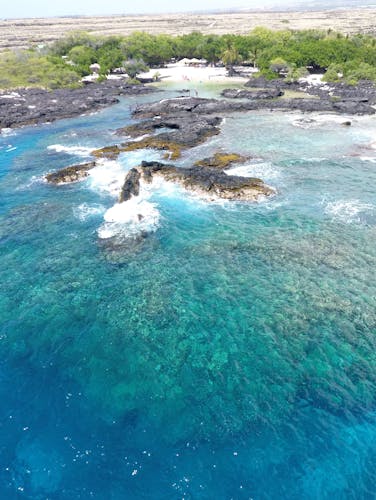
[359,156,376,163]
[291,117,317,129]
[226,162,280,181]
[74,203,106,221]
[16,175,44,191]
[87,147,165,196]
[302,157,327,162]
[98,197,160,240]
[1,127,16,136]
[324,199,374,223]
[88,160,126,196]
[131,134,150,142]
[162,177,230,205]
[47,144,93,157]
[291,113,354,129]
[96,174,166,240]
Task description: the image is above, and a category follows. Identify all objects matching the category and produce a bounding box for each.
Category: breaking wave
[47,144,93,157]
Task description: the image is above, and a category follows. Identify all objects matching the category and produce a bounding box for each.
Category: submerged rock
[119,160,275,202]
[45,161,96,184]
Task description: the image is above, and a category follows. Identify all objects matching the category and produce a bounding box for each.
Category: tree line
[1,28,376,90]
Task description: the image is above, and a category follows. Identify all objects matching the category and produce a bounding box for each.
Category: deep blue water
[1,85,376,499]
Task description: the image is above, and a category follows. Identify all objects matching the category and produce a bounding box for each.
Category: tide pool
[1,86,376,499]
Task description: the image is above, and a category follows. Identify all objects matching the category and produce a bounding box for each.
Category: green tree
[221,46,242,74]
[0,50,80,90]
[67,45,97,76]
[124,59,149,79]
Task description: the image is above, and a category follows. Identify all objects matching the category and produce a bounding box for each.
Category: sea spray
[47,144,93,157]
[323,199,374,224]
[226,161,281,182]
[73,203,106,222]
[88,160,127,197]
[98,198,161,240]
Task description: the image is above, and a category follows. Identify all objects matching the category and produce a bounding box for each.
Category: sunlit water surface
[1,84,376,499]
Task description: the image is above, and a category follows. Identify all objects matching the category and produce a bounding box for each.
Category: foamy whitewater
[88,160,127,196]
[1,87,376,499]
[226,161,281,182]
[74,203,106,222]
[98,197,161,239]
[47,144,93,157]
[324,199,375,223]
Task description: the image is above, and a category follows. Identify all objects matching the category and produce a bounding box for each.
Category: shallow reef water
[1,86,376,498]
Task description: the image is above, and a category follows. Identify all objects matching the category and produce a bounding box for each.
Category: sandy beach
[138,62,255,84]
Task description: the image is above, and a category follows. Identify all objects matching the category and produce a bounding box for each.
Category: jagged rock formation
[45,161,96,184]
[93,114,222,160]
[119,160,275,202]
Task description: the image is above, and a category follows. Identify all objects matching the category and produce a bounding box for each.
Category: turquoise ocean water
[1,84,376,498]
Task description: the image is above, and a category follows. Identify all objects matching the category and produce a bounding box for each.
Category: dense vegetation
[0,50,81,90]
[0,28,376,90]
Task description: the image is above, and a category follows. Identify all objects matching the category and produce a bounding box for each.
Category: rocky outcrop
[119,160,275,202]
[92,145,122,160]
[93,114,223,160]
[119,168,141,202]
[117,114,222,144]
[0,80,156,129]
[245,76,283,89]
[194,152,249,169]
[244,76,376,113]
[132,97,222,118]
[221,88,283,99]
[132,95,375,116]
[45,161,96,184]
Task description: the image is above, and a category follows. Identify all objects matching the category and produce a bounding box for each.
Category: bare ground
[1,9,376,51]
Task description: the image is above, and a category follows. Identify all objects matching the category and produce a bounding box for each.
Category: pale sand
[138,63,256,84]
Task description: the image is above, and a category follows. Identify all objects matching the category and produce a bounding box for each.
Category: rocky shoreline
[46,95,275,203]
[1,77,375,131]
[43,84,375,241]
[0,80,156,129]
[132,88,375,118]
[236,76,376,115]
[45,83,376,205]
